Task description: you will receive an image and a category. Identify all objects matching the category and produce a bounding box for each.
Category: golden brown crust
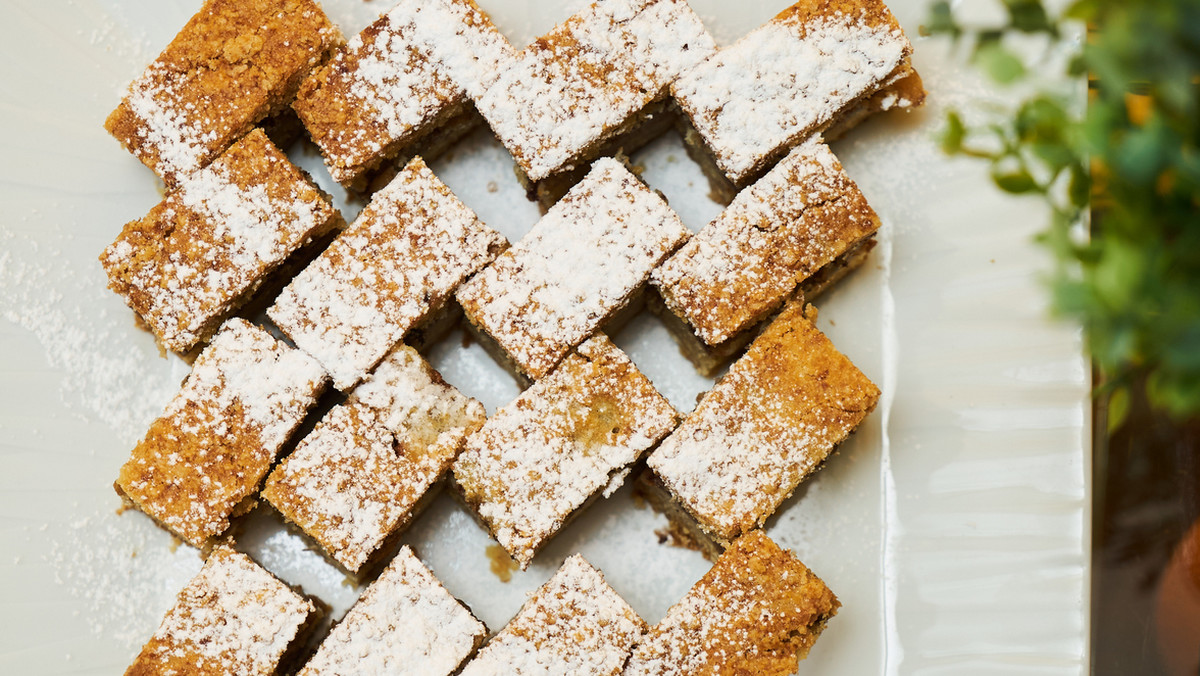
[105,0,341,185]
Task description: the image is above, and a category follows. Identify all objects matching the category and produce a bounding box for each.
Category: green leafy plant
[924,0,1200,423]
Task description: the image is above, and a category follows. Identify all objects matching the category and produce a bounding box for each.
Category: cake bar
[651,139,879,374]
[456,158,690,380]
[263,346,486,574]
[623,531,839,675]
[101,129,341,354]
[269,156,507,391]
[458,555,645,676]
[106,0,342,185]
[645,301,879,554]
[452,335,677,568]
[293,0,514,190]
[672,0,922,191]
[297,546,487,675]
[116,319,327,548]
[125,546,320,676]
[472,0,714,194]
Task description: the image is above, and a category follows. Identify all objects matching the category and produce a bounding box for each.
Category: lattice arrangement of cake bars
[101,0,923,673]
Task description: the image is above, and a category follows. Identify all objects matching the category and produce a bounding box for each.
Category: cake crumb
[486,544,518,583]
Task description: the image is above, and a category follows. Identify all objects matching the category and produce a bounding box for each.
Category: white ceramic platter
[0,0,1089,673]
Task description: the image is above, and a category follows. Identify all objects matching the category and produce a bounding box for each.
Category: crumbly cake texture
[672,0,914,185]
[101,129,340,354]
[116,319,327,547]
[105,0,341,185]
[647,302,880,544]
[623,531,840,676]
[458,555,646,676]
[263,346,486,573]
[125,546,316,676]
[652,138,879,347]
[293,0,514,188]
[472,0,715,183]
[269,156,507,391]
[456,158,690,379]
[297,546,486,676]
[452,335,677,568]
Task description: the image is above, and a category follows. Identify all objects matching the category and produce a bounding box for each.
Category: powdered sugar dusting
[269,158,507,391]
[118,319,327,546]
[456,158,689,379]
[453,335,676,567]
[473,0,714,181]
[131,547,313,674]
[624,531,838,675]
[647,304,879,541]
[672,7,910,183]
[652,139,879,345]
[101,130,337,353]
[123,63,217,180]
[264,346,485,572]
[299,546,486,675]
[458,555,645,676]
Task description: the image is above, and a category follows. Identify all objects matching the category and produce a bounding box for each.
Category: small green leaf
[920,1,959,38]
[941,111,966,155]
[991,168,1039,193]
[1005,0,1055,34]
[1106,385,1131,434]
[975,43,1027,84]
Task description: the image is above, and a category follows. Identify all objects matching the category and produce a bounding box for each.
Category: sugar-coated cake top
[672,0,911,183]
[130,546,313,675]
[624,531,839,676]
[474,0,715,181]
[298,546,486,675]
[263,346,485,571]
[456,158,689,379]
[652,139,879,345]
[294,0,513,183]
[108,0,340,184]
[269,157,506,390]
[102,129,337,353]
[452,335,677,567]
[459,555,646,676]
[647,303,879,541]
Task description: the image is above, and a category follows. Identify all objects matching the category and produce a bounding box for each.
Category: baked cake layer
[116,319,327,547]
[456,158,690,379]
[473,0,715,183]
[672,0,914,186]
[125,546,317,676]
[647,301,880,544]
[263,346,486,573]
[623,531,840,675]
[452,335,677,568]
[458,555,646,675]
[101,128,340,354]
[652,139,879,347]
[105,0,341,185]
[297,546,487,675]
[293,0,513,189]
[269,156,507,391]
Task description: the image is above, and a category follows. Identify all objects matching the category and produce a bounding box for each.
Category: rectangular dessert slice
[293,0,514,191]
[452,335,677,568]
[456,158,690,380]
[116,319,327,548]
[101,128,341,354]
[263,346,486,575]
[297,546,487,675]
[472,0,715,193]
[672,0,921,190]
[623,531,839,675]
[458,555,646,676]
[106,0,342,185]
[269,156,507,391]
[645,301,879,554]
[650,139,880,374]
[125,546,321,676]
